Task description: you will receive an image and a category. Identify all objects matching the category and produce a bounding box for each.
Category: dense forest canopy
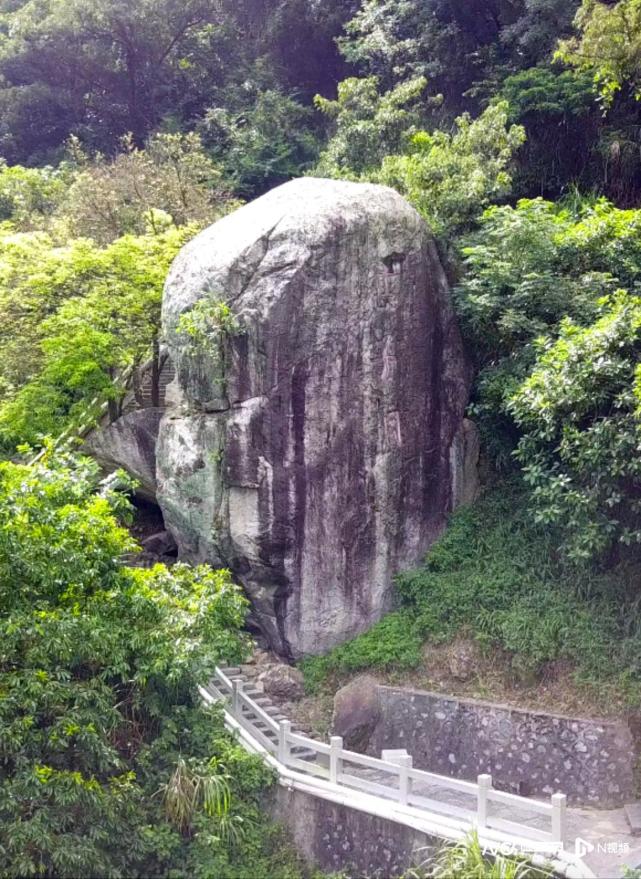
[3,1,641,876]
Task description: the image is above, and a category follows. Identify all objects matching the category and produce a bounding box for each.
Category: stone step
[290,747,316,761]
[254,723,278,740]
[219,667,241,676]
[263,705,283,716]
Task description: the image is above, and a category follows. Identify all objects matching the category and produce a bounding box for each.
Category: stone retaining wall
[370,686,635,807]
[272,785,439,877]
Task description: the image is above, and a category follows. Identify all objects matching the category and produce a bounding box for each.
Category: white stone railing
[204,666,569,851]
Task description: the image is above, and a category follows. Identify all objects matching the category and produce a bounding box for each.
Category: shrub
[511,290,641,562]
[0,225,194,451]
[0,452,302,877]
[456,197,641,468]
[376,102,525,236]
[300,610,424,694]
[58,132,236,245]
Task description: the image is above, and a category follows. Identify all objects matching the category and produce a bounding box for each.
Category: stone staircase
[207,665,318,763]
[122,354,175,413]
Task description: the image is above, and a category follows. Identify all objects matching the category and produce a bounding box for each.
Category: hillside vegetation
[2,1,641,875]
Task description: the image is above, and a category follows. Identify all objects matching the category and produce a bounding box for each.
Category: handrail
[209,667,568,851]
[27,362,136,465]
[26,346,167,465]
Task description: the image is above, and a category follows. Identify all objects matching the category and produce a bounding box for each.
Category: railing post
[398,755,413,805]
[477,773,492,828]
[552,793,567,848]
[329,735,343,784]
[278,720,292,765]
[232,679,242,718]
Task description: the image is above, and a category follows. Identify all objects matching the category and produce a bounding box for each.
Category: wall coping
[376,683,628,729]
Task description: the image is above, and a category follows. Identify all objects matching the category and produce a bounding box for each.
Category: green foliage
[502,67,596,121]
[200,90,320,196]
[314,75,429,178]
[455,197,641,466]
[337,0,641,204]
[315,92,525,237]
[0,160,70,228]
[430,831,552,878]
[339,0,579,112]
[376,102,525,235]
[0,0,232,160]
[499,67,600,198]
[59,132,236,245]
[557,0,641,106]
[0,452,302,878]
[511,290,641,562]
[302,486,641,704]
[0,225,192,451]
[300,611,424,694]
[177,297,242,356]
[0,0,351,181]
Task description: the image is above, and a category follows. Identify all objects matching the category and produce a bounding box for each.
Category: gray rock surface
[85,408,163,502]
[141,529,177,557]
[332,674,381,752]
[157,177,469,657]
[259,664,305,702]
[450,417,481,508]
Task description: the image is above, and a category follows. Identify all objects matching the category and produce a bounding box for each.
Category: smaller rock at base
[141,530,177,557]
[259,664,305,701]
[624,802,641,836]
[332,675,381,752]
[447,639,479,682]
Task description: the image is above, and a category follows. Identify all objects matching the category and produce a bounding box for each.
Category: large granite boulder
[157,178,469,657]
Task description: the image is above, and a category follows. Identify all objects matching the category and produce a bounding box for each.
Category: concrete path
[349,762,641,878]
[565,805,641,878]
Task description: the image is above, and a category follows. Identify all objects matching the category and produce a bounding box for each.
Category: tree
[500,66,601,199]
[338,0,579,117]
[59,132,235,244]
[0,0,228,159]
[0,159,71,228]
[199,91,320,196]
[314,76,429,178]
[0,451,297,877]
[339,0,512,110]
[0,0,353,168]
[376,102,526,235]
[511,290,641,563]
[456,196,641,466]
[500,0,581,68]
[557,0,641,106]
[0,225,194,451]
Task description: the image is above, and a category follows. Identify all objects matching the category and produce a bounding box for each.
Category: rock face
[450,418,481,508]
[85,408,163,502]
[157,177,469,657]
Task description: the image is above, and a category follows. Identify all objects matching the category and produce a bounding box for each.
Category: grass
[300,481,641,709]
[425,832,553,878]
